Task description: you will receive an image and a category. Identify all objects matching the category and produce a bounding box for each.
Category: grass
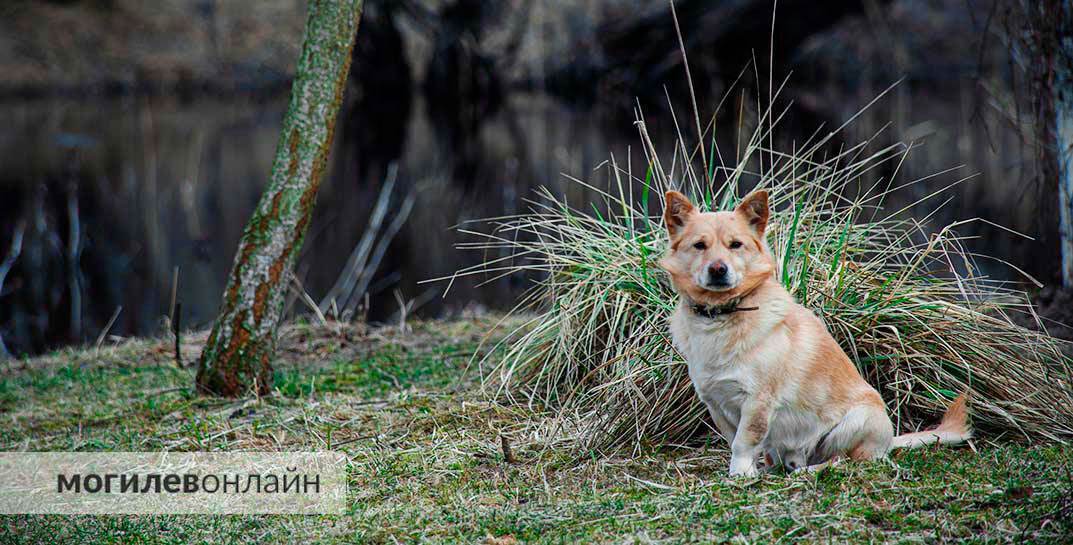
[1,317,1072,544]
[449,84,1073,452]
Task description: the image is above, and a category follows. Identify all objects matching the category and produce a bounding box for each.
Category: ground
[0,316,1070,544]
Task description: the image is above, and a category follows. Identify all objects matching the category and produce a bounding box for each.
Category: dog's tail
[890,393,971,450]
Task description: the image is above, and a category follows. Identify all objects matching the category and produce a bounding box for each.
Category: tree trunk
[1057,1,1073,288]
[1014,0,1073,287]
[196,0,363,396]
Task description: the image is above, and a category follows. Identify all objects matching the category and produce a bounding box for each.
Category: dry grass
[452,82,1073,454]
[3,316,1072,543]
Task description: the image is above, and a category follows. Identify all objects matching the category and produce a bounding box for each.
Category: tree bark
[1012,0,1073,287]
[196,0,363,396]
[1057,1,1073,288]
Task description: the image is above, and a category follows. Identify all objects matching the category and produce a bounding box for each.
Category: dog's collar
[688,297,759,319]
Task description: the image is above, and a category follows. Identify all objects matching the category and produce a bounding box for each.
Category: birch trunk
[196,0,363,396]
[1057,1,1073,288]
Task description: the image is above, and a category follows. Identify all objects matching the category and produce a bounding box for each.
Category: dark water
[0,92,653,356]
[0,80,1054,357]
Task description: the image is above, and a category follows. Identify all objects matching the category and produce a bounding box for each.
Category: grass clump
[4,317,1072,543]
[454,86,1073,454]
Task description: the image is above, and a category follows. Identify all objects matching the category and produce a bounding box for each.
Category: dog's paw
[728,457,758,478]
[729,465,758,478]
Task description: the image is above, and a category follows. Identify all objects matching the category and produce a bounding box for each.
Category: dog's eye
[729,240,743,249]
[692,241,707,250]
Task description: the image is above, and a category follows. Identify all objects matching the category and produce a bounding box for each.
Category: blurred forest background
[0,0,1069,357]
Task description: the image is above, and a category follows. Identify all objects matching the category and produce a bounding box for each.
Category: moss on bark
[196,0,364,396]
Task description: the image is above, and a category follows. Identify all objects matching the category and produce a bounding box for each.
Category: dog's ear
[664,191,696,238]
[735,190,769,237]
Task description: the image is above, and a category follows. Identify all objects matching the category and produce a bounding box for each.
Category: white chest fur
[671,303,767,415]
[669,299,828,467]
[669,301,790,395]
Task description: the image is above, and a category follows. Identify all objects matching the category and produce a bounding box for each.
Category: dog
[659,189,970,477]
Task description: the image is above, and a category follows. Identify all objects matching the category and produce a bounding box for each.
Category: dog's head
[658,190,775,305]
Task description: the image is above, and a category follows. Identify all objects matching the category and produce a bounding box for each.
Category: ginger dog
[659,190,970,477]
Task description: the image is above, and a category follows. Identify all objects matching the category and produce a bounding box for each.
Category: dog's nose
[708,262,728,279]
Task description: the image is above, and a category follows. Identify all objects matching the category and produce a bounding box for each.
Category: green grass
[1,316,1071,543]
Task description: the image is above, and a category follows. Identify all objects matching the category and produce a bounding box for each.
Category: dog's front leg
[704,404,737,445]
[728,400,770,477]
